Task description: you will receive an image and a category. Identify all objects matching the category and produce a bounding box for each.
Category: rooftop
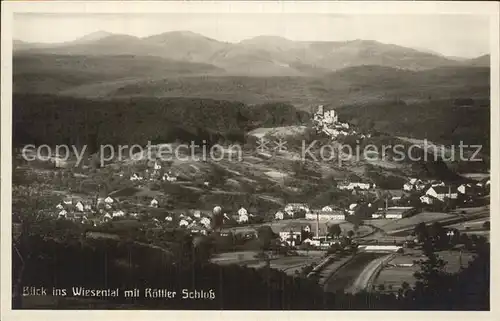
[431,186,458,194]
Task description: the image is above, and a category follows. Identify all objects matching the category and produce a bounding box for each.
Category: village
[40,105,490,252]
[11,102,490,300]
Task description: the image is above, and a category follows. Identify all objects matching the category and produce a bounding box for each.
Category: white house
[284,203,310,217]
[130,173,143,181]
[58,209,68,218]
[104,197,115,204]
[275,211,285,220]
[200,217,211,228]
[278,224,304,246]
[420,195,434,205]
[347,203,358,215]
[404,178,428,191]
[165,216,173,222]
[321,206,334,212]
[302,238,321,247]
[154,161,162,170]
[458,184,473,194]
[190,226,208,236]
[356,182,371,190]
[431,181,445,187]
[112,210,125,217]
[279,230,302,246]
[306,210,345,221]
[237,207,248,216]
[150,198,159,208]
[75,201,84,212]
[56,203,64,210]
[193,210,202,218]
[338,182,371,191]
[403,182,414,191]
[426,186,458,201]
[179,219,189,227]
[103,213,112,222]
[163,172,177,182]
[384,207,417,219]
[238,214,249,224]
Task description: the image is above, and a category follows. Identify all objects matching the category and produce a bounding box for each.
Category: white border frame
[1,1,499,321]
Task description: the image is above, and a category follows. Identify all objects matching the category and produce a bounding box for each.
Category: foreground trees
[13,218,489,310]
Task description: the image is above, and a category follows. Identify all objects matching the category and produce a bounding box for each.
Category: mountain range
[14,30,490,76]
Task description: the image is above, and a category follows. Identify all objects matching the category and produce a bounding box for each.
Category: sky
[14,13,491,58]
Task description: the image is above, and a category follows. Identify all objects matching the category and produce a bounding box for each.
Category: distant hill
[13,54,490,108]
[321,65,490,104]
[142,30,231,63]
[13,53,224,95]
[14,31,481,76]
[14,53,223,77]
[463,54,490,67]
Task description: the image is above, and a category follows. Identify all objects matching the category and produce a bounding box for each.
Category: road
[345,254,393,294]
[323,252,385,293]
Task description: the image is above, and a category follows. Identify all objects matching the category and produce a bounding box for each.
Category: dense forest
[13,94,309,152]
[336,98,490,152]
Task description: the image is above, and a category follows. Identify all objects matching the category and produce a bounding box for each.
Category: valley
[11,28,491,310]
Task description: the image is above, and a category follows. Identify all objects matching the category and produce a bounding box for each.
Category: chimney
[316,212,320,237]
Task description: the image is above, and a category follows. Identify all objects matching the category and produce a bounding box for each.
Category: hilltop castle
[312,105,352,139]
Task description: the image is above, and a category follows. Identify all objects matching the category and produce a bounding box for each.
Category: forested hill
[336,98,490,151]
[13,94,309,150]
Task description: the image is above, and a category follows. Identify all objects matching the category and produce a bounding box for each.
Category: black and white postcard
[1,1,499,320]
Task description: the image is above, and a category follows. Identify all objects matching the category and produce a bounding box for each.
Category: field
[460,173,491,181]
[447,217,490,230]
[210,251,260,266]
[373,249,477,292]
[210,250,324,275]
[247,126,308,139]
[316,254,355,285]
[374,212,457,233]
[269,254,324,275]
